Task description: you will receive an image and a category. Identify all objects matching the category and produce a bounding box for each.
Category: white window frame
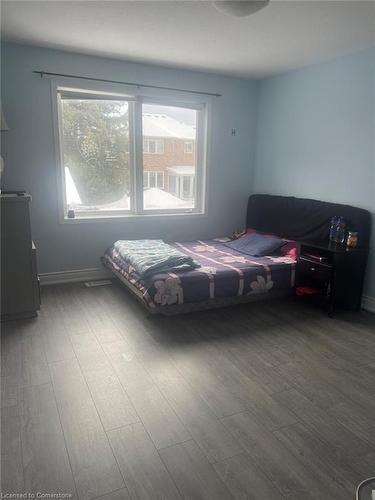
[55,85,135,219]
[139,96,207,216]
[51,79,209,222]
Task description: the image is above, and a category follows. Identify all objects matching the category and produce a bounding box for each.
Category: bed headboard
[246,194,371,248]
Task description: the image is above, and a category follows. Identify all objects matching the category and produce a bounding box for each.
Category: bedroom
[1,1,375,499]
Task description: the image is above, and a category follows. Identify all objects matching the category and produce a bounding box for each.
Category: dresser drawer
[298,257,332,282]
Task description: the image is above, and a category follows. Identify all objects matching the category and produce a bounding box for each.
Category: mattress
[103,238,297,310]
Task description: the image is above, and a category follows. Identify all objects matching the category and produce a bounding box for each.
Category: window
[59,93,131,214]
[184,141,193,154]
[143,171,164,189]
[143,138,164,154]
[167,173,195,200]
[56,85,207,219]
[142,104,199,210]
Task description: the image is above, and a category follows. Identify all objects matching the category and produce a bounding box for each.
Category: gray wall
[254,47,375,300]
[1,43,258,273]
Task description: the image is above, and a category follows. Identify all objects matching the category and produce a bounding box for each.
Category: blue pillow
[224,233,284,257]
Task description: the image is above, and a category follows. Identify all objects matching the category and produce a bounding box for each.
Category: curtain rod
[32,71,222,97]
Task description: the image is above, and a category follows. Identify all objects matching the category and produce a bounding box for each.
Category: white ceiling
[2,0,375,78]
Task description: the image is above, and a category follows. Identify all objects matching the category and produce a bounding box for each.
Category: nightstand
[296,240,369,314]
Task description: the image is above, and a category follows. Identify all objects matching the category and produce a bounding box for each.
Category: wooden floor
[1,282,375,500]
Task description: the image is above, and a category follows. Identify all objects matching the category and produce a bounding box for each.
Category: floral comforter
[102,238,297,309]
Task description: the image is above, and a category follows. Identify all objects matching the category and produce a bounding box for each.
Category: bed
[102,193,371,314]
[102,236,297,314]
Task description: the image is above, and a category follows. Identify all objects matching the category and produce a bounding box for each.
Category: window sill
[60,211,207,224]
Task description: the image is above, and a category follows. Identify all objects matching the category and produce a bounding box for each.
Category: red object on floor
[296,286,320,296]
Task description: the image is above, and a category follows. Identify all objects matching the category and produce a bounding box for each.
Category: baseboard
[40,267,112,286]
[362,295,375,313]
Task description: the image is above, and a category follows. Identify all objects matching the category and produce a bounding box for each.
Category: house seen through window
[142,104,198,210]
[58,88,205,218]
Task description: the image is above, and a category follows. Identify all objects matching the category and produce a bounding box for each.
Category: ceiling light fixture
[212,0,270,17]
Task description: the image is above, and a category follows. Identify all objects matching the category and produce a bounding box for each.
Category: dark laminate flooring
[1,282,375,500]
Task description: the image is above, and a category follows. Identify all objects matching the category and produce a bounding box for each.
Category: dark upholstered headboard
[246,194,371,248]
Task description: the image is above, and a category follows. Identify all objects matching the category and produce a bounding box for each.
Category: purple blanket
[103,239,296,308]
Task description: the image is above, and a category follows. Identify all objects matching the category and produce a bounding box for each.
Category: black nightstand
[296,240,369,314]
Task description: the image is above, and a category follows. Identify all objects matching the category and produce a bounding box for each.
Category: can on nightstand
[346,231,358,248]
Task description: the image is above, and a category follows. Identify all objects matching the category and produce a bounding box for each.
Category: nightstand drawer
[298,257,332,282]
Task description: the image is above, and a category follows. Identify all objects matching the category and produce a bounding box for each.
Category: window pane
[149,171,156,188]
[168,175,177,196]
[142,104,197,210]
[182,176,192,199]
[184,141,193,154]
[157,172,164,188]
[156,139,164,154]
[143,171,149,188]
[61,98,130,213]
